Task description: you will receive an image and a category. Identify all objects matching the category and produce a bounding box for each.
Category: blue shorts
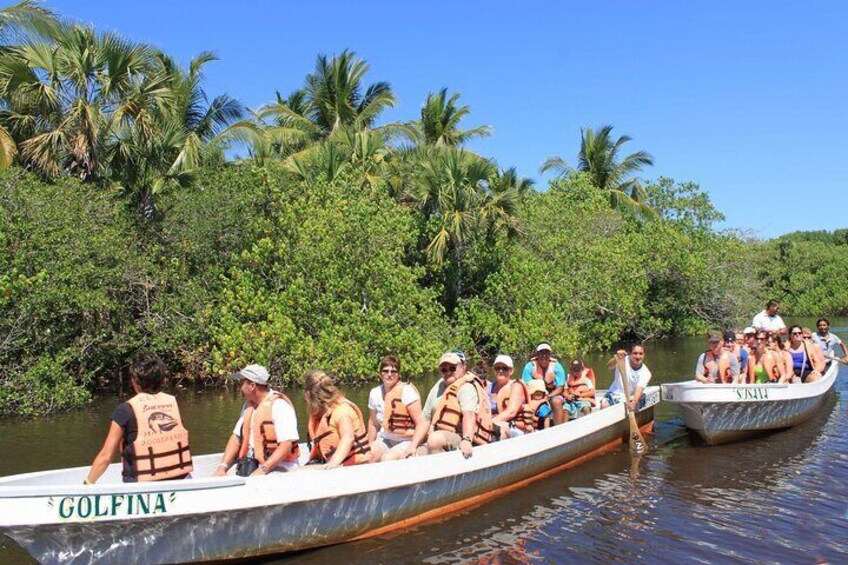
[563,398,593,418]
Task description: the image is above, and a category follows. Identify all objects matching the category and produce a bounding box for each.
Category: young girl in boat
[304,370,371,469]
[367,355,426,461]
[84,353,193,484]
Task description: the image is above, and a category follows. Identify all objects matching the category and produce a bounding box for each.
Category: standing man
[812,318,848,362]
[409,352,493,459]
[521,343,567,424]
[752,300,787,335]
[601,344,652,412]
[212,364,300,477]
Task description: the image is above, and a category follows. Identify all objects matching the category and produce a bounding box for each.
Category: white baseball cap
[536,343,552,353]
[228,364,269,385]
[493,354,514,368]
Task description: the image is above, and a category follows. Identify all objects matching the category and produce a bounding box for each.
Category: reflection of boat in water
[0,387,659,564]
[660,360,839,445]
[659,390,837,492]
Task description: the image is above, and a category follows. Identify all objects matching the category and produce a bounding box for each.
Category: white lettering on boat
[52,492,174,520]
[734,387,769,401]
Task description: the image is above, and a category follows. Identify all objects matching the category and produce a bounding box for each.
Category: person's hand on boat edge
[459,437,473,459]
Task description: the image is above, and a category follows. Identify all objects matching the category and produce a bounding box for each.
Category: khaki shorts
[373,435,412,455]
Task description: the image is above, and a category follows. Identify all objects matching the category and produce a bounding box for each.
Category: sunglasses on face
[439,365,457,374]
[381,368,398,375]
[791,331,802,336]
[493,366,510,373]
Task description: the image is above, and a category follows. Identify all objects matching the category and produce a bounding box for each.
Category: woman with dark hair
[85,353,193,484]
[786,325,825,382]
[366,355,426,461]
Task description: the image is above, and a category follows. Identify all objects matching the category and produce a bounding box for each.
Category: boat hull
[0,389,658,564]
[661,361,839,445]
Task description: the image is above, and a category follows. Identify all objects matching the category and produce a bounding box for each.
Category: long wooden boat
[660,359,839,445]
[0,386,659,565]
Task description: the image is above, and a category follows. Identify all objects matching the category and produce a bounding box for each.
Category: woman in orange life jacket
[304,370,371,469]
[212,364,300,477]
[489,354,529,439]
[694,331,740,384]
[562,359,596,419]
[367,355,426,461]
[85,353,193,484]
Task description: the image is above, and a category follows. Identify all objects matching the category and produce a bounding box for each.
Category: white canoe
[661,360,839,445]
[0,387,660,564]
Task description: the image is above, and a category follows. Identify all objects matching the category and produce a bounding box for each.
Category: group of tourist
[693,300,847,385]
[83,343,653,484]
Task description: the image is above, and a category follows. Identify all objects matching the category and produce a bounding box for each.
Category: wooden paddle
[824,354,848,365]
[614,354,647,454]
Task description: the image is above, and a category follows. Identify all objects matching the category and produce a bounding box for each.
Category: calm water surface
[1,318,846,564]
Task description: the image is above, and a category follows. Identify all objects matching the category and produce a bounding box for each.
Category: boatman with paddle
[600,344,652,413]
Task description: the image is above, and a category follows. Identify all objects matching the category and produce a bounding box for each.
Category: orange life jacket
[308,399,371,466]
[382,382,418,438]
[431,373,496,445]
[516,398,552,432]
[238,392,300,465]
[566,369,597,406]
[530,359,560,392]
[493,379,529,418]
[703,350,733,383]
[125,392,193,482]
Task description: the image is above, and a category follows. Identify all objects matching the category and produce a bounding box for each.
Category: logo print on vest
[147,412,178,433]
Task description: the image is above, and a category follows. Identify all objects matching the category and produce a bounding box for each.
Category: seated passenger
[767,334,795,383]
[601,345,652,412]
[694,331,740,384]
[304,370,370,468]
[213,364,300,477]
[86,353,193,484]
[562,360,596,419]
[520,379,553,431]
[367,355,426,461]
[786,325,825,383]
[489,354,529,439]
[731,331,749,374]
[521,343,566,425]
[408,352,496,459]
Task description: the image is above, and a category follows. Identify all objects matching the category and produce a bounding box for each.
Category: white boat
[661,360,839,445]
[0,387,660,565]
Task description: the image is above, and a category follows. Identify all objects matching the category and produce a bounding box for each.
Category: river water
[1,318,846,564]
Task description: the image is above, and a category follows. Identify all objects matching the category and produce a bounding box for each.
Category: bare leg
[551,396,566,425]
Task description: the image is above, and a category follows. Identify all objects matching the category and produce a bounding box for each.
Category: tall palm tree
[0,0,61,169]
[413,88,491,147]
[0,25,160,180]
[541,124,656,217]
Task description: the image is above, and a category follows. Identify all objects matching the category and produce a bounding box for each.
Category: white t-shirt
[752,310,786,333]
[368,383,421,442]
[233,392,300,471]
[608,356,652,397]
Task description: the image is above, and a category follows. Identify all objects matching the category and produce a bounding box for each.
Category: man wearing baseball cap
[521,343,567,425]
[408,351,493,458]
[212,364,300,477]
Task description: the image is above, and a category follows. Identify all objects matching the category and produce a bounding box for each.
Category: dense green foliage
[0,5,845,416]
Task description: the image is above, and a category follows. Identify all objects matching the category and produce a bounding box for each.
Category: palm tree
[541,125,656,217]
[0,25,160,180]
[0,0,61,169]
[413,88,491,147]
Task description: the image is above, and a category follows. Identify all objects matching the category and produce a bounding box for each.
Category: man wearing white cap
[409,351,492,458]
[212,364,300,477]
[521,343,566,425]
[490,354,528,438]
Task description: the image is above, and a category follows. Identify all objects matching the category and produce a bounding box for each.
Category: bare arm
[459,410,476,458]
[401,401,426,458]
[252,440,294,476]
[326,414,355,469]
[212,433,242,477]
[492,383,523,424]
[367,409,379,444]
[85,422,124,484]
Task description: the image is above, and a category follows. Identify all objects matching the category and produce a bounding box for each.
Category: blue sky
[48,0,847,238]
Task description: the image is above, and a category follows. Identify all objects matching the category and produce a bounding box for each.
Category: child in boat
[563,360,596,419]
[525,379,553,431]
